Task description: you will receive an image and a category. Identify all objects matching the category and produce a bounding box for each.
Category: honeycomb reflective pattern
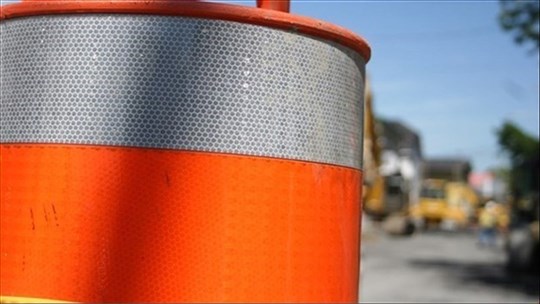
[0,14,365,169]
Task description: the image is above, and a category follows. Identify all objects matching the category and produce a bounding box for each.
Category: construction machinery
[362,77,386,219]
[410,159,478,230]
[362,108,422,235]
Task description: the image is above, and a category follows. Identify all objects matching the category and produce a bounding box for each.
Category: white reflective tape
[0,15,365,168]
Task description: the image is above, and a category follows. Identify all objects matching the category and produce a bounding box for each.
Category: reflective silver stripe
[0,15,365,168]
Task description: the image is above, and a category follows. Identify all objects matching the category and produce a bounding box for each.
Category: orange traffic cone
[0,1,370,302]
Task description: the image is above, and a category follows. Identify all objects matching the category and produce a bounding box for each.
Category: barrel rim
[0,0,371,62]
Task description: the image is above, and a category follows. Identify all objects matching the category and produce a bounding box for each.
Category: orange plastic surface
[0,296,71,303]
[257,0,290,12]
[0,1,370,62]
[0,144,362,303]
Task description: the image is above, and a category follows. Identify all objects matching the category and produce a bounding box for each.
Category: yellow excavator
[361,78,386,219]
[361,79,417,235]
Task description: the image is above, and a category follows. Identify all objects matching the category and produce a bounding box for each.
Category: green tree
[496,121,539,199]
[498,0,540,50]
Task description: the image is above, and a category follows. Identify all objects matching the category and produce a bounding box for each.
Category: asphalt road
[359,221,539,303]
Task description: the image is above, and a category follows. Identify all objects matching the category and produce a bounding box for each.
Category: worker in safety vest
[478,200,498,247]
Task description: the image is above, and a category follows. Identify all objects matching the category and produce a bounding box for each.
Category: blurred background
[1,0,538,302]
[287,1,539,302]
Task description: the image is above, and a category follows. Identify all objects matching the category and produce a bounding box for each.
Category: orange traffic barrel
[0,0,370,302]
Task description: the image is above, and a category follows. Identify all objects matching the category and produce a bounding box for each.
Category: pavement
[359,217,539,303]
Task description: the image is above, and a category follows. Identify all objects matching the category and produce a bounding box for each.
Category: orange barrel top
[0,0,370,303]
